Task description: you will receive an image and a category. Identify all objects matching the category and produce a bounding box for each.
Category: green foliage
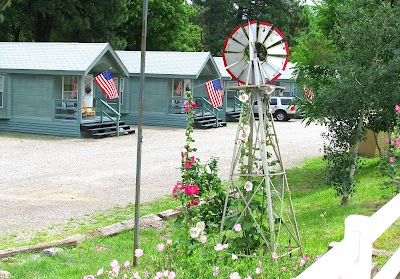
[192,0,310,55]
[0,0,129,48]
[121,0,201,51]
[0,0,11,22]
[380,106,400,194]
[291,0,400,203]
[172,90,226,236]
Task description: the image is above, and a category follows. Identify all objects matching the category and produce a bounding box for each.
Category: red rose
[187,197,200,208]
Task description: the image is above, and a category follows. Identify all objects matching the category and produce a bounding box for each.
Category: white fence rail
[296,193,400,279]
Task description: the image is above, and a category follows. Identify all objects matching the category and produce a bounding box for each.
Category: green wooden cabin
[0,42,129,137]
[116,51,222,128]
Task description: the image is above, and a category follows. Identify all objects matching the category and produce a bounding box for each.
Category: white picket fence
[296,193,400,279]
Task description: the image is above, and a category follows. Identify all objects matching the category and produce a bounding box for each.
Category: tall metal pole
[133,0,148,267]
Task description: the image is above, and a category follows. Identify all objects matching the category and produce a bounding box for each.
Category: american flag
[302,85,315,100]
[206,79,223,108]
[176,81,183,95]
[94,69,119,99]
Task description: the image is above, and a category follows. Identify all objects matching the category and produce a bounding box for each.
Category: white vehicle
[254,96,297,121]
[269,97,297,121]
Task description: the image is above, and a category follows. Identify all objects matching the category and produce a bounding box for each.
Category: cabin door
[82,75,94,107]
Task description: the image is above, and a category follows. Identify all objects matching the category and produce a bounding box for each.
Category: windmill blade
[257,22,273,44]
[261,61,282,82]
[229,25,249,47]
[223,37,246,53]
[223,52,245,69]
[237,62,252,84]
[263,27,285,48]
[243,21,258,42]
[226,59,248,80]
[267,41,290,56]
[266,56,288,71]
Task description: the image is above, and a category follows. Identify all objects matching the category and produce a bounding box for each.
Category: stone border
[0,208,182,259]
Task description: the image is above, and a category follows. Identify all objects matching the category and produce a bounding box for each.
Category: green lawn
[0,157,398,278]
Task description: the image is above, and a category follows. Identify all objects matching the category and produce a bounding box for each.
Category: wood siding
[12,74,55,119]
[0,118,81,137]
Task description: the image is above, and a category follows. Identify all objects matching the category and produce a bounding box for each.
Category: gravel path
[0,119,325,234]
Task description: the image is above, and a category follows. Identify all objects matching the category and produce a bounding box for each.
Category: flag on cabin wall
[175,81,183,95]
[94,69,119,99]
[184,79,191,91]
[205,79,223,108]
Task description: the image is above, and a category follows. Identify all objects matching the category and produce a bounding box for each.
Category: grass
[0,157,399,278]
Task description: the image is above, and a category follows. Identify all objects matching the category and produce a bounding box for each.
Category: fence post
[342,215,372,279]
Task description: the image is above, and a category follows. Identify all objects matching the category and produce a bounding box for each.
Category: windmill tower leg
[220,87,302,257]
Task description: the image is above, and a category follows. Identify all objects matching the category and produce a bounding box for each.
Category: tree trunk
[35,12,53,42]
[342,110,365,205]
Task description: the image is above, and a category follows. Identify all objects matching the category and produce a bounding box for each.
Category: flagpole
[133,0,148,267]
[192,78,222,89]
[84,67,113,86]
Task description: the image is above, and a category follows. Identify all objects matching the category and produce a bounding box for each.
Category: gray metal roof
[214,56,298,82]
[116,51,218,78]
[213,57,232,80]
[0,42,127,75]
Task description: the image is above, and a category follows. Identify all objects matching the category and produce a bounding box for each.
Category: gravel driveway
[0,119,325,234]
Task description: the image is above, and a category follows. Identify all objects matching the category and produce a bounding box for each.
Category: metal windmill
[219,21,302,258]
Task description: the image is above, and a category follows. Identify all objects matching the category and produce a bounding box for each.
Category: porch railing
[98,99,121,137]
[296,193,400,279]
[167,97,188,114]
[194,97,221,123]
[54,99,78,120]
[233,95,242,112]
[167,97,221,127]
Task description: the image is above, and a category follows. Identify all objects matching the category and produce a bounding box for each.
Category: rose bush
[380,105,400,194]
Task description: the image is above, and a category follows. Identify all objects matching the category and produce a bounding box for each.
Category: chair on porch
[82,101,96,118]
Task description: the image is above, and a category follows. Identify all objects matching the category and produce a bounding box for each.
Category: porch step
[193,115,226,129]
[226,110,241,122]
[80,121,135,138]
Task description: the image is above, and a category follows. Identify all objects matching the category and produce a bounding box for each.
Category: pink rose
[184,184,199,195]
[184,161,192,168]
[172,182,184,198]
[395,105,400,113]
[390,156,395,163]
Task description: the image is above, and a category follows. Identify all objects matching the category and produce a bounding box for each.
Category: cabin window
[62,76,79,99]
[0,75,3,108]
[172,79,191,98]
[119,78,124,105]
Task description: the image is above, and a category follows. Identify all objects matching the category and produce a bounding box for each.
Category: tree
[0,0,11,22]
[121,0,201,51]
[0,0,129,49]
[192,0,236,55]
[292,0,400,204]
[192,0,309,55]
